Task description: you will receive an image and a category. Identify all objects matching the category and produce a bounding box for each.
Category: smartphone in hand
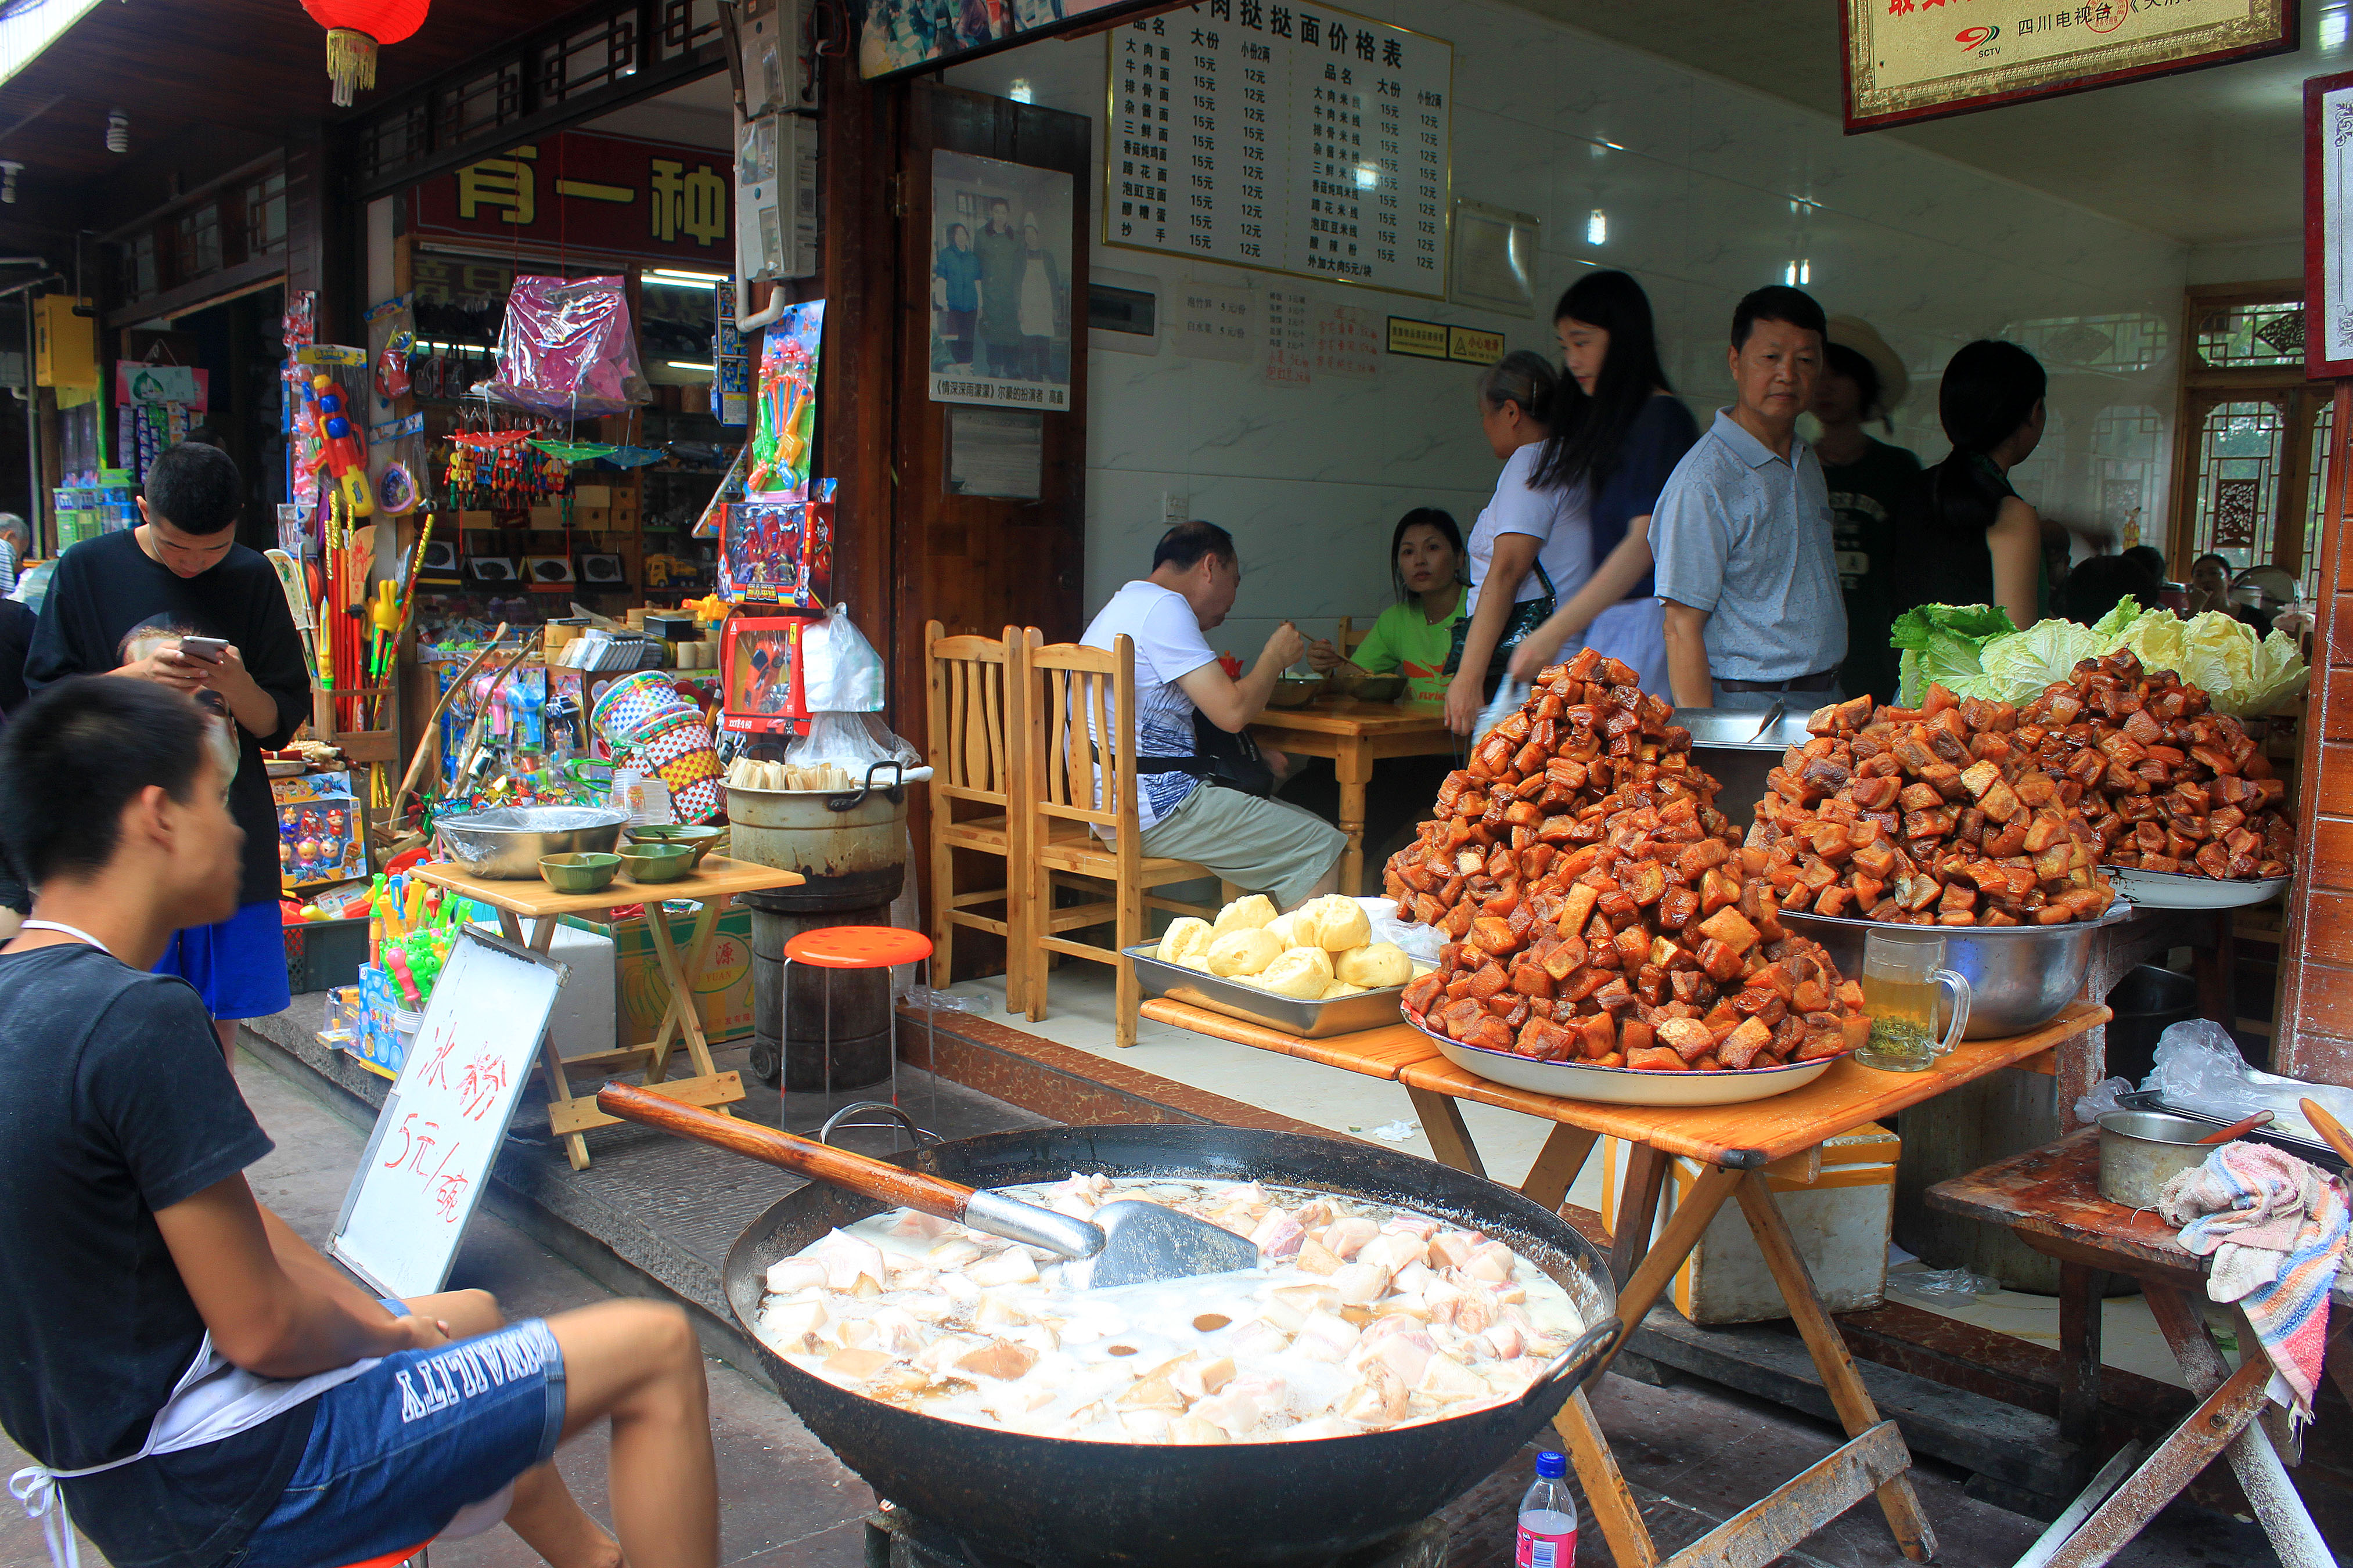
[177,636,228,664]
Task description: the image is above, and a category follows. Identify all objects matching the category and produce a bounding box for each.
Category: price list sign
[1106,4,1451,299]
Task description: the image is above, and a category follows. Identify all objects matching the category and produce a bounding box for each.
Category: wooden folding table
[1245,697,1457,893]
[1930,1129,2338,1568]
[1143,994,2110,1567]
[417,855,803,1169]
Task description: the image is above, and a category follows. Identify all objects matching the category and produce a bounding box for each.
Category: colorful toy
[721,480,834,606]
[303,374,375,518]
[744,302,824,498]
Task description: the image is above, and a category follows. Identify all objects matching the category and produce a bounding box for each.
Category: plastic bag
[786,712,921,778]
[474,275,649,418]
[1359,896,1444,968]
[1886,1267,1999,1306]
[801,602,887,712]
[2073,1077,2132,1126]
[2145,1019,2353,1144]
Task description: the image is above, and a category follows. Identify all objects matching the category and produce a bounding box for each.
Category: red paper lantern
[299,0,431,107]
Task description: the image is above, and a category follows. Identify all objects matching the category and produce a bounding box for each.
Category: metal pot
[2097,1109,2212,1207]
[1678,705,1816,832]
[721,1124,1622,1568]
[726,762,908,908]
[1783,900,2133,1038]
[436,806,629,878]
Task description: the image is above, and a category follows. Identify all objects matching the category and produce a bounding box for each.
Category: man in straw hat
[1810,316,1920,706]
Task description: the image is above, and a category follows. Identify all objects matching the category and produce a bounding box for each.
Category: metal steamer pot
[721,1124,1623,1568]
[726,761,911,908]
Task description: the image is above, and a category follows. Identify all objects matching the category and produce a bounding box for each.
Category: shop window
[244,171,286,254]
[2193,300,2305,372]
[438,62,526,149]
[656,0,725,58]
[2088,405,2167,539]
[541,13,638,100]
[2189,401,2286,571]
[2305,401,2335,575]
[123,233,156,301]
[174,203,222,282]
[1995,313,2169,374]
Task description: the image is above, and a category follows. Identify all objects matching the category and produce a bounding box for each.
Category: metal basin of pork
[1678,706,1818,834]
[1782,900,2135,1039]
[723,1124,1621,1568]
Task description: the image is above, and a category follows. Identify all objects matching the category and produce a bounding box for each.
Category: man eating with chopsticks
[0,677,721,1568]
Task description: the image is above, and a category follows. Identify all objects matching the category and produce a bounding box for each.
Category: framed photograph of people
[929,150,1077,411]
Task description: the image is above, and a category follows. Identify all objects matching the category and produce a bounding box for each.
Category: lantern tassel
[323,27,380,108]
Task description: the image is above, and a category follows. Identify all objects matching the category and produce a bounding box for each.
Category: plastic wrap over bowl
[438,806,629,878]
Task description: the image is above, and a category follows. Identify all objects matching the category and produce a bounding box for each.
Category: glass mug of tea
[1852,931,1971,1073]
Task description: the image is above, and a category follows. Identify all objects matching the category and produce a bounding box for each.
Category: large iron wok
[719,1123,1622,1568]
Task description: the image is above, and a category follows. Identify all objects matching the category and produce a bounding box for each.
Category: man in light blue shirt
[1650,286,1848,712]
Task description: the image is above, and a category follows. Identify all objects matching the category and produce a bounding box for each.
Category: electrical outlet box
[736,110,819,282]
[1162,492,1189,524]
[33,296,95,389]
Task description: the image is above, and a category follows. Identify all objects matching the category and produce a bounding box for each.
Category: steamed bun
[1264,911,1303,950]
[1156,917,1214,965]
[1206,927,1283,978]
[1293,894,1372,952]
[1255,945,1335,999]
[1334,941,1413,989]
[1177,954,1213,972]
[1211,894,1279,936]
[1319,979,1368,1000]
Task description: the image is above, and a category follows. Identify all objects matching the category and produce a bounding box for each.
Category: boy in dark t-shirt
[0,679,719,1568]
[25,442,310,1063]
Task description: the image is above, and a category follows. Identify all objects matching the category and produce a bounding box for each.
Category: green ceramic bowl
[539,852,621,893]
[626,823,724,866]
[615,842,696,884]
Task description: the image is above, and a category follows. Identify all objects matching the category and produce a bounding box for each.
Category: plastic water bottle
[1515,1450,1575,1568]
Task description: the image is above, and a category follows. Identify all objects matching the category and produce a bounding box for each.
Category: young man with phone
[0,677,719,1568]
[26,442,312,1063]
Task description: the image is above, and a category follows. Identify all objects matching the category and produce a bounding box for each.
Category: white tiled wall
[948,0,2189,661]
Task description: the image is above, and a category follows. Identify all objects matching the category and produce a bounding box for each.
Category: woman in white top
[1444,351,1591,734]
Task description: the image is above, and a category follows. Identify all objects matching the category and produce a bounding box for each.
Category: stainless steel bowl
[437,806,630,879]
[1782,900,2134,1039]
[2097,1109,2212,1207]
[1676,705,1818,832]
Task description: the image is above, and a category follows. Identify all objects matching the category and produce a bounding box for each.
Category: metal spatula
[598,1083,1260,1288]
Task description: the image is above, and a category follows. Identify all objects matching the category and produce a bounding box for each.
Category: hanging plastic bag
[801,602,887,713]
[2146,1020,2353,1144]
[785,712,922,779]
[474,275,650,418]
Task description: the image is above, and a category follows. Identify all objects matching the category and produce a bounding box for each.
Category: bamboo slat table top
[1143,992,2107,1169]
[415,855,805,918]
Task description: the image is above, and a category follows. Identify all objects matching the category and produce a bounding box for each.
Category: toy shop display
[720,479,833,605]
[476,275,650,419]
[719,612,815,737]
[274,771,368,891]
[744,301,822,496]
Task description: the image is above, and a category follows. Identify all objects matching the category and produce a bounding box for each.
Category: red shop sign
[409,130,732,264]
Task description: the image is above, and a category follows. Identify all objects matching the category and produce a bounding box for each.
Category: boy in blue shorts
[0,679,719,1568]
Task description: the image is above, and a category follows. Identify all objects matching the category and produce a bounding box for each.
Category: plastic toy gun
[304,374,375,518]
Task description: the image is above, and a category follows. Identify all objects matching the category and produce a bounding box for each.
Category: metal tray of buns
[1122,944,1408,1038]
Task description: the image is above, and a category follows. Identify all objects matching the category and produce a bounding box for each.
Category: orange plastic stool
[337,1544,432,1568]
[780,926,937,1126]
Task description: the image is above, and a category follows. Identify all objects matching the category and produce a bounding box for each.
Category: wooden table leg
[644,896,726,1083]
[1404,1084,1487,1180]
[1555,1386,1660,1568]
[2036,1355,2274,1568]
[1611,1144,1670,1286]
[1520,1124,1599,1215]
[2142,1285,2333,1567]
[1735,1171,1937,1562]
[1333,737,1372,896]
[517,915,592,1170]
[644,897,723,1084]
[1592,1164,1743,1383]
[2059,1261,2107,1483]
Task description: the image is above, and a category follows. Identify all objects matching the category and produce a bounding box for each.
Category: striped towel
[2159,1142,2349,1416]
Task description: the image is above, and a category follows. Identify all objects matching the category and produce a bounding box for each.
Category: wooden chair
[1334,615,1373,662]
[1021,635,1218,1047]
[923,622,1034,1012]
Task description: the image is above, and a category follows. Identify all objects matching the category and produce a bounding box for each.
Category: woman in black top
[1887,340,2046,631]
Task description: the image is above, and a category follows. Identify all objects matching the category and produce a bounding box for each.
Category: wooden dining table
[1246,695,1459,893]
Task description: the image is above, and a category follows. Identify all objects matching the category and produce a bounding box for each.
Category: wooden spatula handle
[2199,1110,2275,1144]
[2298,1098,2353,1169]
[597,1082,979,1221]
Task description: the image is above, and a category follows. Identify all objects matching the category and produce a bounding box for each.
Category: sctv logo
[1957,24,2001,48]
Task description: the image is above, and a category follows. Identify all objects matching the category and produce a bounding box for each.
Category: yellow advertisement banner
[1846,0,2291,129]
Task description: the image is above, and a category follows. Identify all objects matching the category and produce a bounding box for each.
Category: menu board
[1105,5,1452,299]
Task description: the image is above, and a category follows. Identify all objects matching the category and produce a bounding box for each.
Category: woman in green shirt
[1306,508,1466,707]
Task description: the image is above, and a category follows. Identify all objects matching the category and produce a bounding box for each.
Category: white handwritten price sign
[1106,3,1451,300]
[330,929,567,1299]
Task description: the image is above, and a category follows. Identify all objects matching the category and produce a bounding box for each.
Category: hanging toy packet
[745,301,824,498]
[721,479,833,605]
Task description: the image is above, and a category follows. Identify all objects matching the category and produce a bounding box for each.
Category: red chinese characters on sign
[410,130,732,264]
[457,1050,509,1122]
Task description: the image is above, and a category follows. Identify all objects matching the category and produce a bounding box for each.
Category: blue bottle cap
[1535,1451,1566,1479]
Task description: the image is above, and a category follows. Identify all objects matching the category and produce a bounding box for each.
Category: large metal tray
[1124,943,1408,1037]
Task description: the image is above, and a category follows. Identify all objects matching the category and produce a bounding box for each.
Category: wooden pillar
[2276,380,2353,1084]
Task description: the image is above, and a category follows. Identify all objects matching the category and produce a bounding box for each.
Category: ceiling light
[667,361,717,372]
[1784,259,1811,286]
[105,108,127,154]
[1010,78,1034,104]
[2325,4,2348,49]
[1585,210,1607,246]
[646,268,730,284]
[1355,163,1379,189]
[0,163,20,206]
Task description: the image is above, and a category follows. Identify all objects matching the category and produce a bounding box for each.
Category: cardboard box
[1603,1123,1897,1324]
[574,507,613,532]
[572,484,613,509]
[459,510,497,531]
[560,906,754,1049]
[527,504,565,529]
